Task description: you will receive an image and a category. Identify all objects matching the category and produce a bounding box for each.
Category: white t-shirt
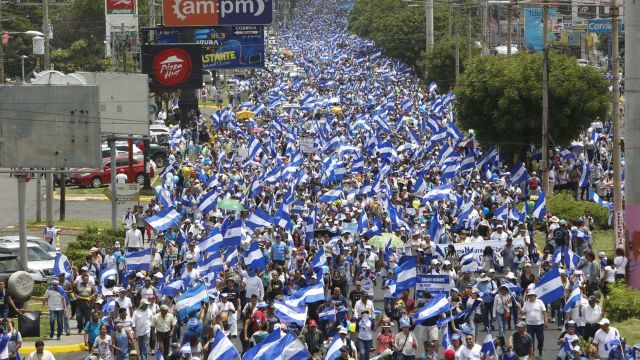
[125,228,143,249]
[115,296,133,312]
[131,308,153,337]
[593,327,620,358]
[27,350,56,360]
[460,343,483,360]
[44,288,65,311]
[614,256,627,275]
[523,299,546,325]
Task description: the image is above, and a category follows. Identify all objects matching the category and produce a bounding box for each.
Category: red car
[70,157,154,188]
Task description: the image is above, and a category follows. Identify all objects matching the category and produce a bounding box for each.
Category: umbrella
[369,233,403,249]
[314,228,338,238]
[216,199,245,212]
[330,106,342,114]
[236,110,255,120]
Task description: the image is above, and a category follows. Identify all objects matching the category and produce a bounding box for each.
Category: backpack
[529,177,538,189]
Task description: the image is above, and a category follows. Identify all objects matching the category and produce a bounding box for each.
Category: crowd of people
[32,0,633,359]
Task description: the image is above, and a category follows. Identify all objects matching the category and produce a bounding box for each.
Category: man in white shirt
[353,293,375,322]
[490,224,509,241]
[583,295,603,341]
[132,299,153,360]
[239,268,264,303]
[125,227,143,252]
[41,280,66,340]
[26,340,55,360]
[114,288,134,317]
[460,334,483,360]
[592,318,620,359]
[521,291,548,358]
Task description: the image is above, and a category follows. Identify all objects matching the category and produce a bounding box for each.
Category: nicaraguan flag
[579,161,590,188]
[207,328,240,360]
[510,162,529,185]
[393,256,417,295]
[145,207,183,231]
[273,300,307,328]
[242,328,286,360]
[429,81,438,94]
[125,248,151,271]
[319,305,336,323]
[310,246,327,271]
[413,293,451,325]
[428,212,443,243]
[413,176,429,194]
[198,190,218,214]
[198,227,224,253]
[283,282,325,307]
[53,252,72,276]
[176,284,208,320]
[357,209,368,234]
[319,186,343,202]
[589,190,613,210]
[156,186,174,209]
[564,283,582,312]
[533,267,564,304]
[460,250,480,273]
[246,208,273,231]
[494,203,509,222]
[422,184,452,203]
[99,266,116,287]
[556,333,574,360]
[159,279,183,298]
[225,246,239,268]
[273,208,293,231]
[324,336,345,360]
[223,219,244,247]
[481,333,497,357]
[197,251,224,276]
[244,242,267,270]
[532,191,547,221]
[552,246,580,270]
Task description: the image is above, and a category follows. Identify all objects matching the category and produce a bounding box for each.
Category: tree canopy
[454,52,610,154]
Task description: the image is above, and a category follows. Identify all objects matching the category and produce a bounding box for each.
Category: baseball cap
[160,304,169,311]
[599,318,610,325]
[308,320,317,327]
[338,327,348,334]
[516,321,526,328]
[444,349,456,360]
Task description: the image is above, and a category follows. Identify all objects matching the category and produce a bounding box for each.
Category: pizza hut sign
[142,44,203,90]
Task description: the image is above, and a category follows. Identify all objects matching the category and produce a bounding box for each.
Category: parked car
[70,157,154,188]
[0,243,55,283]
[0,235,58,257]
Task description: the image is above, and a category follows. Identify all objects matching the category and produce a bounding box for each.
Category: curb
[53,194,155,202]
[22,343,87,354]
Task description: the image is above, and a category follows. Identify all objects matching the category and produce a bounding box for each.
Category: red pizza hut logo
[152,48,192,86]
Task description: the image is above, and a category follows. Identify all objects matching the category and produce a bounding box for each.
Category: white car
[0,235,58,257]
[0,243,56,282]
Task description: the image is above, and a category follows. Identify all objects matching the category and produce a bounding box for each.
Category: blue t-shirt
[272,241,286,261]
[84,320,103,345]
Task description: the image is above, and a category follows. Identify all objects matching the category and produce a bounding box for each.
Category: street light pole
[20,55,27,83]
[541,1,550,194]
[611,5,622,248]
[425,0,434,50]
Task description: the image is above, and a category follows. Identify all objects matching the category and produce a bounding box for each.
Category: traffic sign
[104,183,140,201]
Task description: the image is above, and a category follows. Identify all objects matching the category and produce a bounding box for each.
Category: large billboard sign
[587,18,623,33]
[162,0,273,27]
[158,26,265,69]
[142,44,204,90]
[106,0,136,14]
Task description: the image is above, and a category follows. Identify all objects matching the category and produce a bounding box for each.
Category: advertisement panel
[587,18,623,33]
[162,0,273,27]
[435,238,526,265]
[106,0,136,14]
[524,7,558,52]
[158,26,265,70]
[416,274,454,298]
[142,44,204,90]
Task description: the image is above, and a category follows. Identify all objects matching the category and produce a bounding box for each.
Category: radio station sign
[587,18,623,33]
[158,26,265,70]
[142,44,204,90]
[162,0,273,27]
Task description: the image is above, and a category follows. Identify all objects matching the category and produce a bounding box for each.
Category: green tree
[454,52,610,156]
[418,36,480,91]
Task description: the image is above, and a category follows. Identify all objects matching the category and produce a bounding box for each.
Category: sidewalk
[22,334,87,354]
[53,193,155,202]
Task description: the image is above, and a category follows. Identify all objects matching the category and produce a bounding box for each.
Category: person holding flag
[40,279,67,341]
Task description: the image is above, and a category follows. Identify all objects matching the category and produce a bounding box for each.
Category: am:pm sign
[162,0,273,27]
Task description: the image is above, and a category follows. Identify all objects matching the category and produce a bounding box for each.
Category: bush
[603,283,640,322]
[65,227,125,269]
[547,191,610,229]
[32,283,48,297]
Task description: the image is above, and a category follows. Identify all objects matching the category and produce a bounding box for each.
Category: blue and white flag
[579,161,590,188]
[273,208,293,231]
[207,328,240,360]
[533,267,564,304]
[146,207,183,231]
[319,186,343,202]
[532,191,547,221]
[198,190,218,214]
[556,333,574,360]
[198,252,224,276]
[393,256,417,295]
[198,228,224,253]
[284,282,325,307]
[422,184,452,203]
[156,187,174,209]
[319,305,336,323]
[176,284,208,320]
[223,219,244,247]
[357,209,368,234]
[278,332,311,360]
[244,242,267,270]
[311,246,327,272]
[552,247,580,270]
[53,252,72,276]
[324,336,345,360]
[225,246,239,268]
[428,81,438,94]
[125,248,151,271]
[242,328,286,360]
[273,300,307,328]
[510,162,529,185]
[494,204,509,222]
[159,279,184,298]
[564,283,582,312]
[460,250,480,273]
[428,212,444,243]
[589,190,613,210]
[246,208,273,231]
[413,293,451,325]
[99,266,117,287]
[481,333,497,357]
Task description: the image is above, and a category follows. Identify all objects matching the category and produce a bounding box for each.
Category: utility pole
[449,3,452,37]
[541,1,550,194]
[425,0,434,50]
[625,0,640,289]
[468,8,472,59]
[0,0,5,83]
[149,0,156,27]
[455,5,460,81]
[17,173,28,268]
[482,0,488,54]
[507,3,512,55]
[611,5,622,248]
[43,0,50,70]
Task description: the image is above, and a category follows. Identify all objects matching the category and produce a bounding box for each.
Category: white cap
[599,318,610,325]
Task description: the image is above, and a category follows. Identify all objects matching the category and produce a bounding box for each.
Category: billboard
[162,0,273,27]
[142,44,204,90]
[524,7,558,52]
[587,18,623,33]
[106,0,136,14]
[158,26,265,70]
[0,85,101,168]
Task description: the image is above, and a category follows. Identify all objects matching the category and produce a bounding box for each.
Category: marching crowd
[32,0,633,359]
